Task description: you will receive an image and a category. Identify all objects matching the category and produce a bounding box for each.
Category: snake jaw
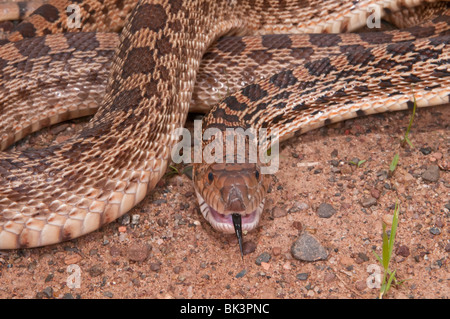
[195,191,264,234]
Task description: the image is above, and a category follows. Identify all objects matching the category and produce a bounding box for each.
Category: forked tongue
[232,213,243,258]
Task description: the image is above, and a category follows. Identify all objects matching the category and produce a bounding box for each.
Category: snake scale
[0,0,449,250]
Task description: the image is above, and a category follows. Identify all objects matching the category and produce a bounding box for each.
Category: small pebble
[355,252,369,264]
[296,273,309,281]
[150,261,162,272]
[42,287,53,298]
[242,241,257,255]
[421,165,440,182]
[291,232,328,262]
[131,214,140,225]
[45,273,54,282]
[355,280,366,291]
[419,147,432,155]
[127,243,151,262]
[235,269,247,278]
[109,245,121,257]
[120,214,130,225]
[429,227,441,235]
[361,196,377,208]
[88,264,104,277]
[255,252,271,265]
[288,201,309,213]
[317,203,336,218]
[64,254,82,265]
[272,247,282,256]
[444,201,450,211]
[292,221,303,231]
[261,262,271,270]
[370,188,380,199]
[272,206,287,218]
[103,291,114,298]
[324,273,336,283]
[395,245,410,257]
[173,266,182,274]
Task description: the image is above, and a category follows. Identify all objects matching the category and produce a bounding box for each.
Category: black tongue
[232,213,243,259]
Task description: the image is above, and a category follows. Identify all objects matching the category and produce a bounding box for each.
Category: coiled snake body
[0,0,449,249]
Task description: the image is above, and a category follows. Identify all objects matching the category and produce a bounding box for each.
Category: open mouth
[195,192,264,234]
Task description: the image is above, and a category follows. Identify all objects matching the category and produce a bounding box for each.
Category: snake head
[193,162,270,234]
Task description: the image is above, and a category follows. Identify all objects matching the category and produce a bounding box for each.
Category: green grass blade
[389,153,399,173]
[385,269,397,293]
[388,202,400,258]
[373,251,383,265]
[382,222,390,270]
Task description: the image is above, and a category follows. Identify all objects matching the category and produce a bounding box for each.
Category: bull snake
[0,0,448,250]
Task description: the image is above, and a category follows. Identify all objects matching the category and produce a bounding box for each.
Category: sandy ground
[0,103,448,299]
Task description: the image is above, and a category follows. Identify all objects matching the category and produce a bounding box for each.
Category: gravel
[296,273,309,281]
[127,243,151,262]
[255,252,271,265]
[421,165,440,182]
[88,265,104,277]
[317,203,336,218]
[235,269,247,278]
[291,232,328,262]
[361,196,377,208]
[395,245,410,257]
[242,241,257,255]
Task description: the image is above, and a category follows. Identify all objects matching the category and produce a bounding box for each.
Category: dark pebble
[44,273,54,282]
[370,188,381,199]
[292,221,303,231]
[242,241,257,255]
[271,206,287,218]
[127,243,151,262]
[422,165,440,182]
[419,147,432,155]
[357,252,369,262]
[296,273,309,281]
[62,293,74,299]
[255,252,271,265]
[173,266,182,274]
[361,196,377,208]
[395,245,410,257]
[109,245,121,257]
[42,287,53,298]
[291,232,328,262]
[150,261,162,272]
[153,199,167,205]
[288,202,309,213]
[88,264,104,277]
[103,291,114,298]
[444,201,450,211]
[235,269,247,278]
[317,203,336,218]
[429,227,441,235]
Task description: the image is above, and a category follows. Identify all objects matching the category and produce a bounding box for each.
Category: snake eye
[255,170,260,180]
[208,172,214,182]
